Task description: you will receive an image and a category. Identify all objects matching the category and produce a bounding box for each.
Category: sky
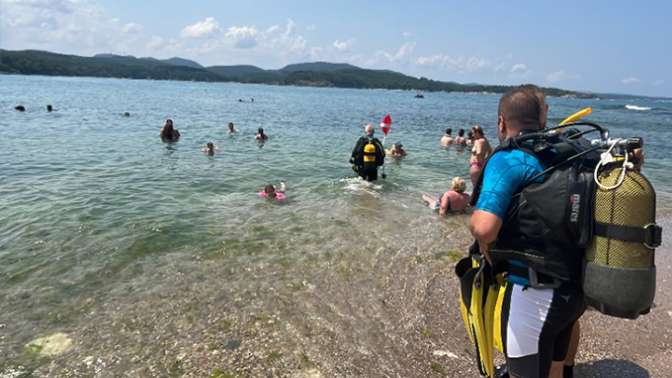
[0,0,670,97]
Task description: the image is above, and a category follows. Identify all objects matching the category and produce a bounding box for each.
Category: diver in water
[350,124,385,181]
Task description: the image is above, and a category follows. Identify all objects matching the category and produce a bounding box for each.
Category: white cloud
[122,22,143,34]
[510,63,528,74]
[146,35,165,50]
[377,42,416,63]
[415,54,491,73]
[653,79,665,86]
[333,39,354,51]
[0,0,156,55]
[224,26,258,48]
[546,70,580,83]
[180,17,220,38]
[402,31,412,38]
[621,77,640,85]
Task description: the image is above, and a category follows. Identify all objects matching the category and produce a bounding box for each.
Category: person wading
[350,124,385,181]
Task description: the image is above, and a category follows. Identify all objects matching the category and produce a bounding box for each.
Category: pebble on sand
[432,350,458,359]
[26,332,73,357]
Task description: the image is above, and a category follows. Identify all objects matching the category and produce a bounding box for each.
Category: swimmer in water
[387,142,407,157]
[466,130,474,146]
[454,129,467,146]
[255,127,268,141]
[202,142,217,155]
[123,112,131,117]
[15,105,25,112]
[440,128,453,146]
[160,119,180,142]
[259,182,287,201]
[228,122,237,134]
[422,177,471,216]
[46,105,53,112]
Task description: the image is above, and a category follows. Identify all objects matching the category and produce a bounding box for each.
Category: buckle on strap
[507,263,562,289]
[527,267,562,289]
[594,222,663,249]
[643,223,663,249]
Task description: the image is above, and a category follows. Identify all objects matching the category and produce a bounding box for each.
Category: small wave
[340,177,383,195]
[625,104,652,111]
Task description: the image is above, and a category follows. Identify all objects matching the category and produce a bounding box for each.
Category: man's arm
[351,138,362,161]
[470,210,503,263]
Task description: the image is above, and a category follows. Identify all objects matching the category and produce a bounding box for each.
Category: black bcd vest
[472,130,601,283]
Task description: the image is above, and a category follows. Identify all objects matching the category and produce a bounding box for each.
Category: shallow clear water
[1,74,670,373]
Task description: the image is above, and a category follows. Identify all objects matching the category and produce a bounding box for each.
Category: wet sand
[2,213,670,377]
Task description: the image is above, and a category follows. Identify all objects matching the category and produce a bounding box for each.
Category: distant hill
[162,57,203,69]
[0,49,593,97]
[280,62,359,73]
[96,53,203,69]
[1,50,223,82]
[207,64,268,79]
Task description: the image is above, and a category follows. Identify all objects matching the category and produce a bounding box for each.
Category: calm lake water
[1,74,670,375]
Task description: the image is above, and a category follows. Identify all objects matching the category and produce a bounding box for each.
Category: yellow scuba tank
[363,141,377,164]
[583,157,662,319]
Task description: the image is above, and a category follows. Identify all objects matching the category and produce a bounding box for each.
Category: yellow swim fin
[493,281,508,353]
[456,255,496,377]
[559,107,592,126]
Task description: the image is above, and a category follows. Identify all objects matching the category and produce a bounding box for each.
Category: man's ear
[498,115,505,135]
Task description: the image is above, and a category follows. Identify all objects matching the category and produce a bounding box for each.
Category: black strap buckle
[643,223,662,249]
[507,263,562,289]
[527,267,562,289]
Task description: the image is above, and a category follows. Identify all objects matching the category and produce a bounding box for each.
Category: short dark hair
[445,128,452,135]
[498,86,542,130]
[458,129,465,137]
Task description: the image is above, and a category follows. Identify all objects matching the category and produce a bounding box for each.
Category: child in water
[422,177,470,216]
[202,142,217,155]
[259,182,287,201]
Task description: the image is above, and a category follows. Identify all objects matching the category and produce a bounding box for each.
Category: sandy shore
[2,213,670,377]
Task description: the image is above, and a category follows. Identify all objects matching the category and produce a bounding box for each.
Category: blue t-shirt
[475,149,545,286]
[475,149,544,219]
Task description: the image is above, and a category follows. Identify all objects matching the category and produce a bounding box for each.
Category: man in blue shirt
[470,86,584,378]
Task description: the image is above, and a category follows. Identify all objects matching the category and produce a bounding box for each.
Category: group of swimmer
[159,118,277,199]
[349,122,492,214]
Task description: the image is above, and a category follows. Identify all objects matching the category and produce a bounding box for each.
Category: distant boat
[415,92,424,99]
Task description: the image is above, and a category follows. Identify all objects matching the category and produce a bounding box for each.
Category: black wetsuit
[350,136,385,181]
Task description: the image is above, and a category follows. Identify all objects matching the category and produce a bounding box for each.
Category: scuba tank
[583,138,662,319]
[363,140,378,165]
